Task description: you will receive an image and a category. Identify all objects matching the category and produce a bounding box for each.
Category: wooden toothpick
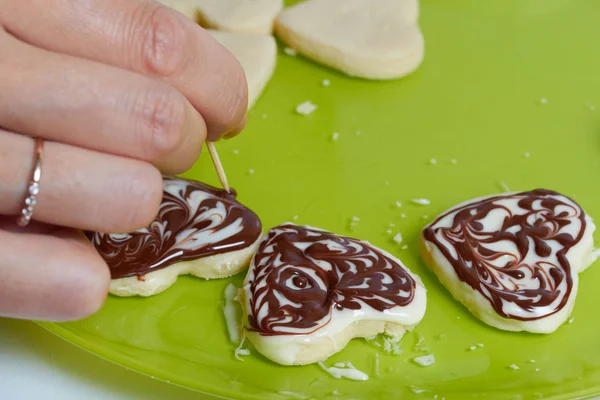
[206,142,230,192]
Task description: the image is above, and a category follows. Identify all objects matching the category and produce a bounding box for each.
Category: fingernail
[223,114,247,140]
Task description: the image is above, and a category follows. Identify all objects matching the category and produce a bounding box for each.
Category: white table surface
[0,318,216,400]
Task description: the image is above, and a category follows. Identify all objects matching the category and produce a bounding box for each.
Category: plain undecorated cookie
[275,0,424,80]
[209,30,277,108]
[90,177,263,297]
[241,223,427,365]
[158,0,283,34]
[156,0,199,20]
[109,239,261,297]
[421,189,596,334]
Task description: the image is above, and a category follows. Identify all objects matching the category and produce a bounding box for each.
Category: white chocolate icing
[318,361,369,381]
[242,224,427,365]
[93,177,263,296]
[422,190,596,333]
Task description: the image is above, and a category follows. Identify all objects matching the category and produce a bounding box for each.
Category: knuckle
[136,84,186,162]
[136,3,189,77]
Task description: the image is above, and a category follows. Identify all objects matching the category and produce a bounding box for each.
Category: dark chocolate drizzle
[91,177,262,279]
[423,189,587,320]
[245,224,417,335]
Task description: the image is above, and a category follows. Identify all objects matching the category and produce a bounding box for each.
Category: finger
[0,215,54,235]
[0,226,110,322]
[2,0,248,141]
[0,29,206,174]
[223,114,248,140]
[0,130,163,233]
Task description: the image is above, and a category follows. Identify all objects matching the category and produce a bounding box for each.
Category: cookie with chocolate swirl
[421,189,596,333]
[90,177,262,297]
[241,223,427,365]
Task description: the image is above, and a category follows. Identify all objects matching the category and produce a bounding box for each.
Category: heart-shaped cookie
[158,0,283,34]
[208,31,277,108]
[275,0,424,79]
[241,223,427,365]
[421,189,597,334]
[90,177,262,297]
[156,0,198,21]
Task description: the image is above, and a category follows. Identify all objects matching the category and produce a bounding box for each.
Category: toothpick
[206,142,230,192]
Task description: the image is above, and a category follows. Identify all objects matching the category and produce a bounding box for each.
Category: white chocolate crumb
[322,79,331,87]
[284,47,297,56]
[468,346,477,351]
[292,215,299,221]
[477,343,484,348]
[352,216,360,222]
[332,390,341,395]
[400,213,407,218]
[434,396,439,400]
[524,152,530,158]
[568,317,575,324]
[318,361,369,381]
[234,336,249,361]
[395,201,402,208]
[412,198,431,206]
[585,101,596,111]
[388,222,396,227]
[386,229,393,234]
[413,333,426,351]
[233,149,240,155]
[412,354,435,367]
[508,364,520,370]
[437,333,446,339]
[378,334,403,355]
[393,233,403,244]
[423,215,429,219]
[429,158,437,165]
[410,386,427,394]
[451,159,457,164]
[540,97,548,104]
[332,132,339,141]
[356,131,361,135]
[528,359,536,364]
[296,101,317,115]
[401,245,408,250]
[535,368,540,372]
[248,169,255,175]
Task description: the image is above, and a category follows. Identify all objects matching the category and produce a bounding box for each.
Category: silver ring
[17,137,44,227]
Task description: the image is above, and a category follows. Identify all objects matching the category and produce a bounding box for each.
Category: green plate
[39,0,600,398]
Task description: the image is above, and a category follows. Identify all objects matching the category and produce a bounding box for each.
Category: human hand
[0,0,248,321]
